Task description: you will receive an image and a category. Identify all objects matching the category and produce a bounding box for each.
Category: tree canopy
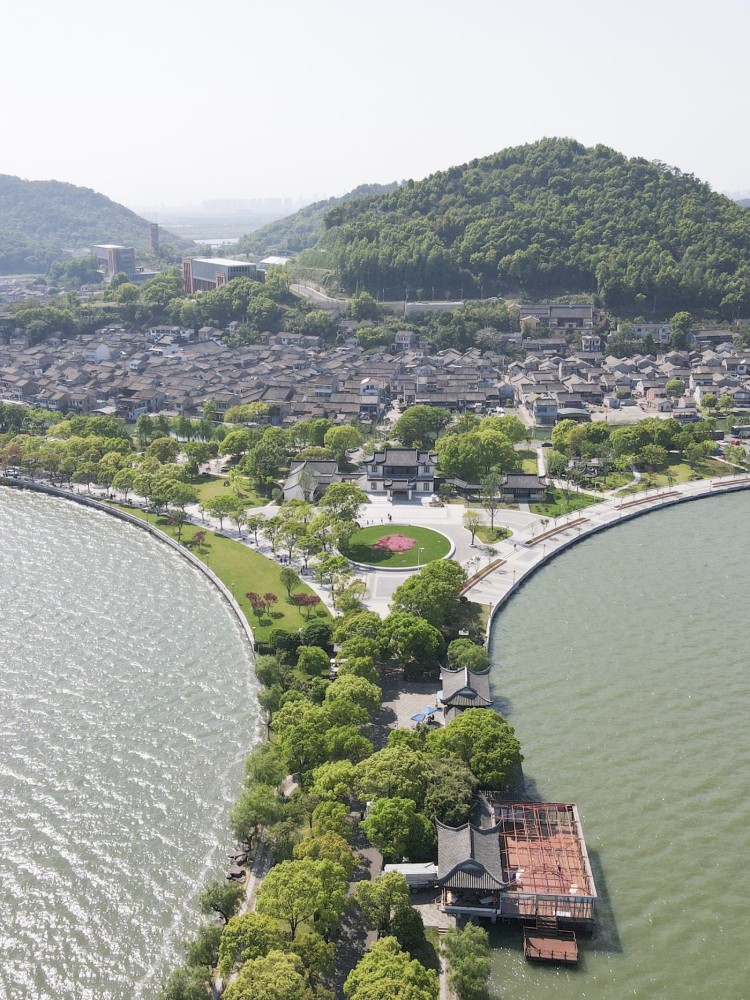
[313,138,750,316]
[426,708,523,789]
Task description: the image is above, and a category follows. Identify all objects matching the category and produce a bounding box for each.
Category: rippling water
[488,492,750,999]
[0,488,261,999]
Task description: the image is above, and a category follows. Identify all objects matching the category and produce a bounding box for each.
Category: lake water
[488,492,750,999]
[0,488,261,999]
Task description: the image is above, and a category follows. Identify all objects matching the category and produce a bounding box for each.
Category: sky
[3,0,749,210]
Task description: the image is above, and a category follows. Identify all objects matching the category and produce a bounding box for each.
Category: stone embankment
[460,472,750,633]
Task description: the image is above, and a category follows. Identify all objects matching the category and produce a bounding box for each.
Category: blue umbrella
[411,712,428,723]
[420,705,440,715]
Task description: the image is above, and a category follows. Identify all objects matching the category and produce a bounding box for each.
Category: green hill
[314,138,750,318]
[0,174,185,274]
[236,181,399,256]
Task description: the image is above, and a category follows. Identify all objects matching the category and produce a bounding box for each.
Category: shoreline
[461,473,750,640]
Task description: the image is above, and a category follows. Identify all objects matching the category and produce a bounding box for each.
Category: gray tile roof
[440,666,493,709]
[436,820,507,890]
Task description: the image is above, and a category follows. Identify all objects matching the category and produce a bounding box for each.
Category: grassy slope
[116,507,328,641]
[189,473,266,507]
[530,487,604,516]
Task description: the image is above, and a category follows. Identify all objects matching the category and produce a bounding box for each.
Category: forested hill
[0,175,182,274]
[236,181,399,256]
[315,138,750,318]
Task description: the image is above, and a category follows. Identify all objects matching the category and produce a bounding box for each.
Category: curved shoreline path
[462,472,750,624]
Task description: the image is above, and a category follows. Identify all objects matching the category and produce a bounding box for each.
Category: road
[290,282,348,312]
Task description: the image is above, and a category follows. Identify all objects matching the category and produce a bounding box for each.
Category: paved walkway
[462,472,750,632]
[357,496,544,617]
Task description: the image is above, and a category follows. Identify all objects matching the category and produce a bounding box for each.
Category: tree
[701,393,718,414]
[146,436,180,464]
[112,466,135,498]
[299,619,332,651]
[223,428,254,460]
[426,708,523,789]
[244,438,284,485]
[390,561,467,631]
[480,468,505,530]
[344,937,439,1000]
[393,405,449,448]
[292,931,336,987]
[353,871,411,936]
[256,858,349,939]
[197,878,244,924]
[183,922,222,970]
[202,494,241,531]
[230,783,282,847]
[669,311,692,350]
[325,673,381,714]
[230,502,248,538]
[337,655,379,686]
[350,290,379,320]
[551,419,578,453]
[244,743,288,787]
[380,612,445,672]
[355,747,430,806]
[446,638,490,672]
[293,831,357,878]
[639,443,668,472]
[156,964,211,1000]
[463,510,482,545]
[310,760,358,803]
[324,724,373,763]
[223,950,314,1000]
[390,905,427,957]
[246,513,266,543]
[318,482,369,521]
[422,758,477,826]
[665,378,685,397]
[262,514,285,552]
[443,924,491,1000]
[271,701,328,774]
[361,797,434,861]
[297,645,331,677]
[324,425,362,466]
[311,800,352,838]
[280,566,302,599]
[332,610,384,646]
[218,912,287,977]
[484,414,526,443]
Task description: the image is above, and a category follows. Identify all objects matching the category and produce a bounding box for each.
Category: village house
[361,447,437,499]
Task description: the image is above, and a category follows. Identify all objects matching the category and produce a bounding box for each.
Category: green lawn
[341,524,451,568]
[113,506,327,641]
[474,524,512,544]
[620,457,731,494]
[530,487,604,516]
[516,449,540,474]
[188,473,266,507]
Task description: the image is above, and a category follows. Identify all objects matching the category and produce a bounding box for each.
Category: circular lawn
[340,524,451,568]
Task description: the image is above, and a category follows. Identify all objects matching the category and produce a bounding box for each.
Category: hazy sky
[4,0,749,209]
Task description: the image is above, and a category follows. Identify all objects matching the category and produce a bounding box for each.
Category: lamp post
[417,546,425,570]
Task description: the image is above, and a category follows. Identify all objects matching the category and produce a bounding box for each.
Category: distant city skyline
[4,0,749,209]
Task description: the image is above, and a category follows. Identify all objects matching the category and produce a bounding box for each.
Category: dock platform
[523,926,578,964]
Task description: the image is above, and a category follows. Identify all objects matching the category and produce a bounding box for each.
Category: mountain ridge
[236,181,400,257]
[0,174,185,275]
[308,138,750,317]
